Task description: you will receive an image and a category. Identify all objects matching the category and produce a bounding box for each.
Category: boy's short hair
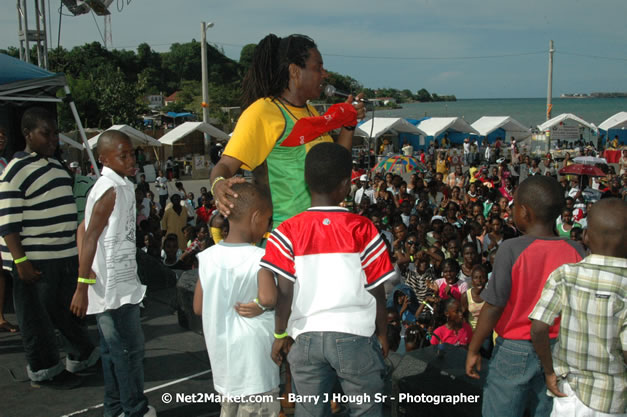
[21,106,54,131]
[227,182,272,222]
[305,142,352,193]
[441,258,460,272]
[516,176,565,224]
[97,130,131,154]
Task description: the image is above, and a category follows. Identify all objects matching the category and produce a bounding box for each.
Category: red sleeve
[260,225,296,281]
[360,221,395,289]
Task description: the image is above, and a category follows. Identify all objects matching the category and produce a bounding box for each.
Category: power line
[90,10,105,45]
[324,51,547,61]
[557,51,627,62]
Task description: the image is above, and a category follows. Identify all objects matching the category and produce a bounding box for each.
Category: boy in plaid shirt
[530,198,626,416]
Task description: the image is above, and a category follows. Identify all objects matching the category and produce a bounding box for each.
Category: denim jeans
[12,256,94,381]
[96,303,148,417]
[482,337,555,417]
[287,332,385,417]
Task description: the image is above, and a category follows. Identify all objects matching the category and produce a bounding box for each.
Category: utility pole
[200,21,214,153]
[546,40,554,121]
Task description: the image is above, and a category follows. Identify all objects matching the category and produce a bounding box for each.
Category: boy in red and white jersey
[262,142,394,416]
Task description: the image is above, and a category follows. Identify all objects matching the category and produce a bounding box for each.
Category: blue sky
[1,0,626,98]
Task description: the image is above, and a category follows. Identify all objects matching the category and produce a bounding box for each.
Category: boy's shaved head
[305,142,352,193]
[227,182,272,222]
[97,130,131,155]
[516,175,565,224]
[586,198,627,257]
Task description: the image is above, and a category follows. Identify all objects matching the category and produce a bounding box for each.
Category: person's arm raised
[209,155,246,217]
[336,93,366,151]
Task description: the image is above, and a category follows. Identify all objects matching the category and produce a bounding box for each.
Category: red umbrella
[558,164,606,177]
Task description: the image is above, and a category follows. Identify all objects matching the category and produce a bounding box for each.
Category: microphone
[324,84,351,99]
[324,84,367,102]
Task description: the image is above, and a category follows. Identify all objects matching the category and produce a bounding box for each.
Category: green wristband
[77,277,96,285]
[274,331,288,339]
[14,255,28,264]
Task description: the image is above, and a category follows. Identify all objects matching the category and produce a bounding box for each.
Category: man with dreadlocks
[209,34,366,228]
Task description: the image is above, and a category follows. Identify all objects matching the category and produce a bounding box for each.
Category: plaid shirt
[529,254,627,414]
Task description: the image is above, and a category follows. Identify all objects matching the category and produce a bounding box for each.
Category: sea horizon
[373,96,627,129]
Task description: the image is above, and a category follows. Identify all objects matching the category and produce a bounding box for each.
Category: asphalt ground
[0,283,221,417]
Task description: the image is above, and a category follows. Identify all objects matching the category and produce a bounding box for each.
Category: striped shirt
[261,207,394,339]
[0,152,78,270]
[529,255,627,414]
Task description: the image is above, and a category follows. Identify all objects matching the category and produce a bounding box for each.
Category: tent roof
[471,116,531,137]
[355,118,426,139]
[415,117,478,137]
[0,53,66,99]
[537,113,597,132]
[598,111,627,131]
[159,121,229,145]
[88,125,161,149]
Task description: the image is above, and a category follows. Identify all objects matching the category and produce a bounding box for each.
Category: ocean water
[372,97,627,129]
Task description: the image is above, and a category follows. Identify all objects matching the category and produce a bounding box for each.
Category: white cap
[359,174,368,181]
[69,161,79,168]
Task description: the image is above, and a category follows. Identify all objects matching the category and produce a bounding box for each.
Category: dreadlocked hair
[241,34,317,110]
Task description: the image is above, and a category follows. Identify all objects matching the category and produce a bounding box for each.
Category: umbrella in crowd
[374,155,426,175]
[558,164,606,177]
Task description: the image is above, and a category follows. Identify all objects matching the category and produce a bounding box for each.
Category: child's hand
[15,260,42,284]
[271,337,294,366]
[234,301,263,318]
[70,285,89,318]
[465,350,482,379]
[544,373,567,398]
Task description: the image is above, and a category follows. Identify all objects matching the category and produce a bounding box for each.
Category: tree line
[1,41,455,131]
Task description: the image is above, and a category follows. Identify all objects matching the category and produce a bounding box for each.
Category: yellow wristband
[210,176,225,195]
[274,331,288,339]
[253,298,268,311]
[77,277,96,285]
[14,256,28,264]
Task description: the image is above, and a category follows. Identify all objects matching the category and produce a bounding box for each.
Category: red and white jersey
[261,207,394,339]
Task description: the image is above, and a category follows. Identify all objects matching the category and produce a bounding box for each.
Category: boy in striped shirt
[0,107,96,388]
[263,143,395,416]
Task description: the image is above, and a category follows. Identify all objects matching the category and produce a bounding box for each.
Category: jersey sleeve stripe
[271,230,293,255]
[365,269,395,290]
[267,236,294,261]
[259,260,296,282]
[362,242,387,269]
[361,234,383,261]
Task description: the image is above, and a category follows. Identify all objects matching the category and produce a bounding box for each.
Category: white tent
[159,121,229,146]
[537,113,597,132]
[355,117,426,139]
[88,125,161,149]
[471,116,531,139]
[598,111,627,131]
[415,117,478,138]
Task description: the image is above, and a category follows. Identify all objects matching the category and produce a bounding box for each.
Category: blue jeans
[287,332,385,417]
[12,256,94,381]
[482,337,554,417]
[96,303,148,417]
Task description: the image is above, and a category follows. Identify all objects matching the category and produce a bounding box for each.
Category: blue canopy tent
[0,53,99,175]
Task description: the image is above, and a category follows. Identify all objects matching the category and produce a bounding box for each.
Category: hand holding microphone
[324,84,367,119]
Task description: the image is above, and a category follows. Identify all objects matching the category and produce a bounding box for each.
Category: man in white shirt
[354,174,376,205]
